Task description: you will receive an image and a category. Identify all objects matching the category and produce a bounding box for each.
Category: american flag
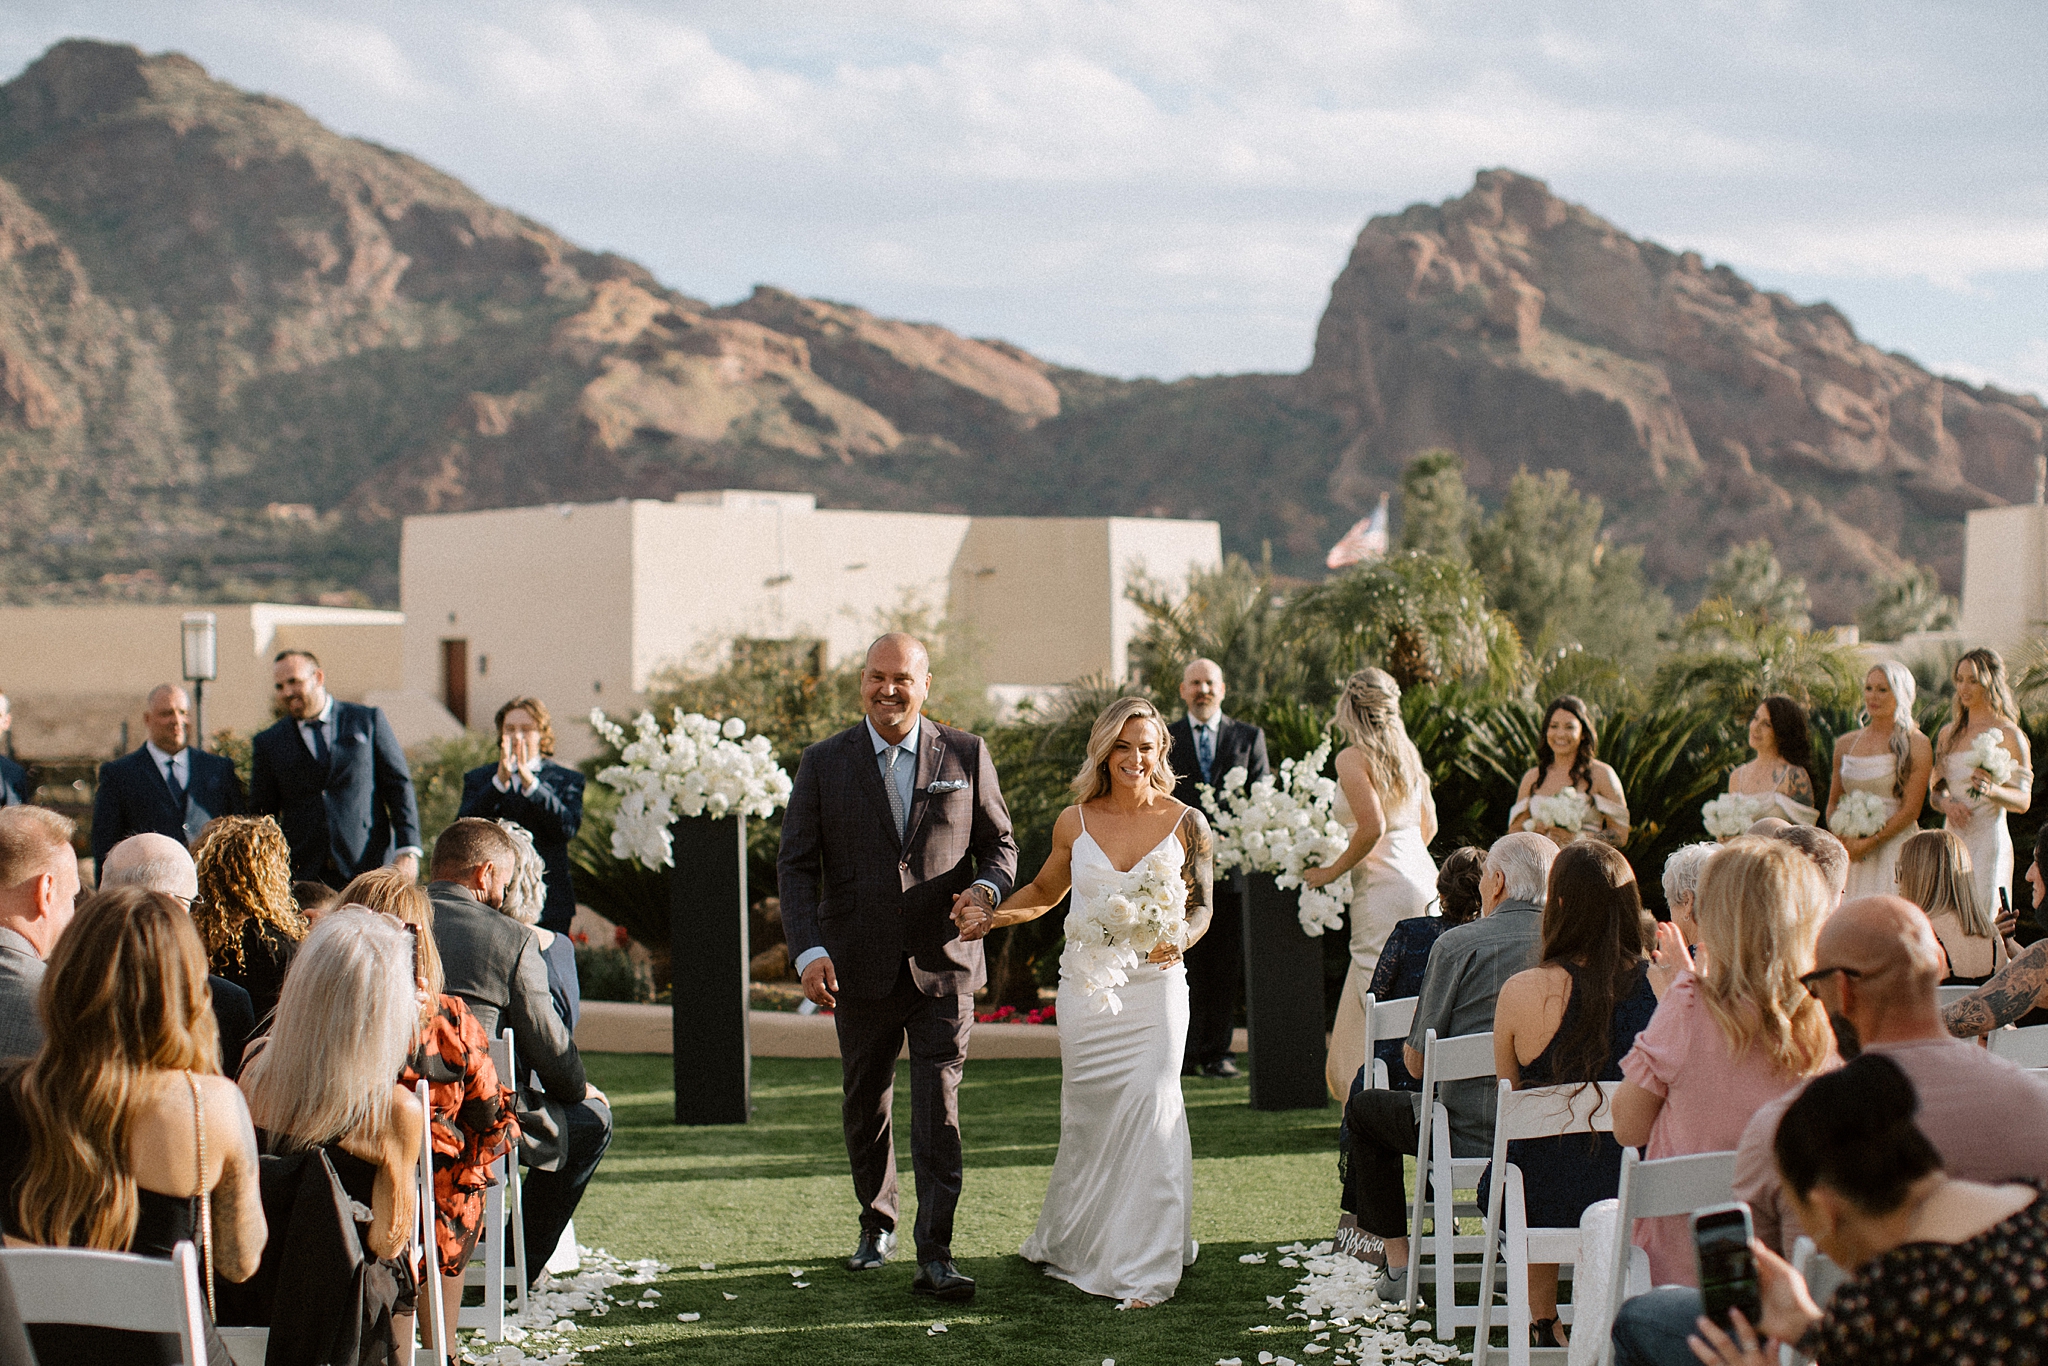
[1325,493,1390,569]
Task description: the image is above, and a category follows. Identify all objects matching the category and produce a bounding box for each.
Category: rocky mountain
[0,40,2040,622]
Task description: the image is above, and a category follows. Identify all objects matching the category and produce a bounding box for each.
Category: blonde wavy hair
[1333,667,1423,808]
[1072,696,1177,803]
[1692,838,1835,1080]
[1937,647,2020,769]
[1897,828,1995,940]
[12,888,219,1249]
[1859,662,1921,800]
[193,815,307,968]
[337,868,445,1021]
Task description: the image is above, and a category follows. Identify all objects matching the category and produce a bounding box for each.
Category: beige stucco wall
[950,519,1115,686]
[1961,504,2048,660]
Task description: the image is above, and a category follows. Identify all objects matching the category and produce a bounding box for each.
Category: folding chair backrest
[1990,1024,2048,1066]
[1791,1236,1849,1308]
[1407,1028,1497,1318]
[0,1241,207,1364]
[1938,983,1979,1009]
[414,1078,446,1361]
[490,1029,516,1090]
[1426,1029,1498,1086]
[1598,1148,1738,1362]
[1364,994,1419,1089]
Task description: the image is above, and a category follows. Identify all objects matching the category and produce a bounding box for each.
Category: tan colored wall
[951,519,1115,686]
[1107,518,1226,680]
[1961,504,2048,660]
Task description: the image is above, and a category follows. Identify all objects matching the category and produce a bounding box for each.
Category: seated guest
[428,818,610,1285]
[1365,845,1486,1091]
[292,880,342,926]
[458,698,586,1026]
[102,833,258,1079]
[1655,842,1716,969]
[1897,828,2006,984]
[1683,1054,2048,1366]
[491,819,576,1029]
[0,887,265,1364]
[1945,820,2048,1036]
[239,908,425,1351]
[193,816,308,1026]
[0,807,79,1059]
[90,683,243,873]
[1613,840,1837,1283]
[1611,893,2048,1365]
[1487,840,1658,1348]
[1335,832,1555,1285]
[339,866,516,1356]
[1761,822,1850,909]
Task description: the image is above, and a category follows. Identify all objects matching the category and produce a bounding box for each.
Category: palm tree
[1656,597,1862,724]
[1282,551,1525,699]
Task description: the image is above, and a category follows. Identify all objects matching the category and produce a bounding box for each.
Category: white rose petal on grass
[697,1262,715,1271]
[1259,1354,1276,1364]
[722,1293,737,1300]
[1239,1253,1268,1264]
[676,1312,700,1322]
[928,1322,948,1335]
[1267,1295,1288,1308]
[1279,1257,1300,1267]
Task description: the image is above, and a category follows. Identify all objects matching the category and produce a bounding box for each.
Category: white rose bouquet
[1202,738,1352,937]
[589,708,794,871]
[1526,786,1591,836]
[1061,842,1189,1015]
[1829,789,1890,841]
[1701,791,1772,840]
[1966,730,2018,798]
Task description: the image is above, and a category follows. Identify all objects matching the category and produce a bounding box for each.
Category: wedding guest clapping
[1827,663,1932,901]
[1898,828,2008,985]
[1932,648,2032,920]
[193,815,307,1027]
[1508,696,1629,846]
[1724,694,1818,827]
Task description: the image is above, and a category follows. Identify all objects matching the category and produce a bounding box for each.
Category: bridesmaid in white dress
[1508,696,1631,848]
[1931,648,2033,919]
[1302,668,1438,1100]
[1827,662,1933,901]
[960,695,1214,1309]
[1725,694,1821,829]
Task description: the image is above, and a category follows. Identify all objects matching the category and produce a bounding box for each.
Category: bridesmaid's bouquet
[1062,844,1189,1015]
[1701,791,1772,840]
[1967,731,2018,797]
[1201,739,1352,937]
[1829,790,1889,840]
[1526,786,1591,835]
[589,707,793,870]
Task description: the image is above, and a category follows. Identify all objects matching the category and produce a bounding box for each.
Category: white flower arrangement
[1829,789,1890,841]
[1061,842,1189,1015]
[1201,738,1353,937]
[1526,786,1591,835]
[1967,730,2018,797]
[1701,791,1772,840]
[589,708,794,870]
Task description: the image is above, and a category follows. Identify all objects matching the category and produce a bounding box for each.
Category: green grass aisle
[561,1053,1384,1365]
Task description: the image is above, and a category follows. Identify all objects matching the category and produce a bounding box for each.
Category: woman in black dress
[193,815,307,1026]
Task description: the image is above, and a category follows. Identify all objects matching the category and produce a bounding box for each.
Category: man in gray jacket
[0,806,79,1059]
[429,818,609,1284]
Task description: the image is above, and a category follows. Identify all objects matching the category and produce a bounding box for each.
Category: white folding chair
[1363,994,1419,1090]
[1406,1028,1499,1337]
[1790,1235,1848,1309]
[461,1029,528,1340]
[1472,1078,1621,1366]
[411,1078,449,1365]
[1938,983,1979,1009]
[1,1241,208,1365]
[1990,1023,2048,1066]
[1594,1148,1738,1366]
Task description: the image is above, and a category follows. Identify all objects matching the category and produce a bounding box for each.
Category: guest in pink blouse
[1611,838,1838,1283]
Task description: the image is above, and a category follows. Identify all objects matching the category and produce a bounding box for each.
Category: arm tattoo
[1783,764,1814,803]
[1946,940,2048,1036]
[1181,808,1215,936]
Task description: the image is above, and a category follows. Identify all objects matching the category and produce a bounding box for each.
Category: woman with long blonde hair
[1897,828,2010,984]
[193,815,308,1025]
[1932,647,2033,919]
[1612,839,1838,1285]
[960,694,1214,1308]
[0,888,265,1363]
[1304,668,1440,1099]
[1827,662,1934,900]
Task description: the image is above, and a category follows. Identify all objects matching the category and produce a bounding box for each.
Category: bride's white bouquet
[589,708,794,870]
[1829,789,1890,841]
[1967,730,2018,797]
[1701,791,1772,840]
[1061,843,1189,1015]
[1202,738,1352,937]
[1526,786,1591,835]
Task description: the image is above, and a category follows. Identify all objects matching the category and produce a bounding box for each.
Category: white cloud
[1695,218,2048,293]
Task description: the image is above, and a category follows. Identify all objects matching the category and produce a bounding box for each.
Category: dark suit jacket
[210,973,256,1080]
[92,745,245,871]
[429,881,585,1169]
[1167,713,1270,810]
[456,761,585,931]
[0,756,26,807]
[249,702,421,886]
[778,716,1018,1000]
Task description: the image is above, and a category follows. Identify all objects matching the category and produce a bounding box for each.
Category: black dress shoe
[910,1258,977,1301]
[846,1229,896,1271]
[1200,1057,1241,1078]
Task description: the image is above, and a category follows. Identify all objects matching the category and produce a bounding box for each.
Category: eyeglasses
[1798,965,1862,995]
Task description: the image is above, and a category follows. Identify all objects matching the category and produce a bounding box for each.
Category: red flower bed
[973,1004,1057,1026]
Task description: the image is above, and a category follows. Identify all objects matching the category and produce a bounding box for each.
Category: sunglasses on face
[1798,965,1863,995]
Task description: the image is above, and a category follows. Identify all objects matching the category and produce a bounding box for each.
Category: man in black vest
[92,684,244,875]
[1165,658,1269,1078]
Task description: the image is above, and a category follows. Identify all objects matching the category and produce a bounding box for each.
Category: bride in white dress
[1827,662,1933,901]
[956,695,1214,1308]
[1931,649,2033,918]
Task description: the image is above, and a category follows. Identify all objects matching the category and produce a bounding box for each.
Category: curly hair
[193,816,308,968]
[494,695,556,757]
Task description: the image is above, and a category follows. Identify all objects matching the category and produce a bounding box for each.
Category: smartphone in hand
[1693,1201,1763,1331]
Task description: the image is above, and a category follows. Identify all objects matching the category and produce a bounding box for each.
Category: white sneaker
[1373,1263,1409,1301]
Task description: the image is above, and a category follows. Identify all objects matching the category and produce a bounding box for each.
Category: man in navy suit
[249,650,422,887]
[92,684,244,875]
[0,695,26,807]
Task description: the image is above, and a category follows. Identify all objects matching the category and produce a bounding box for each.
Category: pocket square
[926,780,970,794]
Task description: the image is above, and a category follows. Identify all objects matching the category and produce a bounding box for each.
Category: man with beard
[1609,894,2048,1365]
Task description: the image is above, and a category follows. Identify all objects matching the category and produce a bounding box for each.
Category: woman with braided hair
[193,816,308,1027]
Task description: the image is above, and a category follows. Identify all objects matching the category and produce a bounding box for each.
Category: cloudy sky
[1,1,2043,391]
